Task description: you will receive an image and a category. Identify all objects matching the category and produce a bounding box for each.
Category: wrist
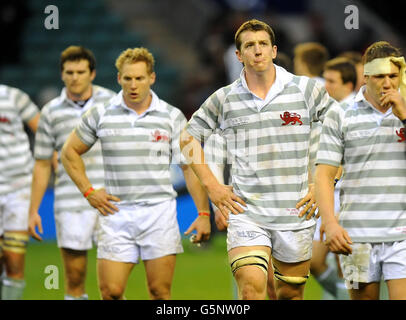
[198,211,211,217]
[83,186,95,198]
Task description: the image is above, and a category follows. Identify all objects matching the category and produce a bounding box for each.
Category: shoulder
[92,85,116,99]
[157,98,186,122]
[0,84,29,100]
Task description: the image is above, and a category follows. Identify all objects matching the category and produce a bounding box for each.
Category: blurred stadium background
[1,0,404,300]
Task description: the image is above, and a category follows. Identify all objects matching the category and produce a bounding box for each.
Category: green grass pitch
[24,233,322,300]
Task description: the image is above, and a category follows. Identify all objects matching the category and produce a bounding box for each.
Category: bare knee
[236,270,267,300]
[276,282,305,300]
[148,281,171,300]
[100,283,125,300]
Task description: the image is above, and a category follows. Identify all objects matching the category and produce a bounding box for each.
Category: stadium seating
[0,0,180,105]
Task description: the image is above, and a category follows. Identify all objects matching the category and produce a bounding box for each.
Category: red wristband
[198,212,210,217]
[83,187,95,198]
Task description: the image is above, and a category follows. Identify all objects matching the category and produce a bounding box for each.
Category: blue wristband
[402,118,406,126]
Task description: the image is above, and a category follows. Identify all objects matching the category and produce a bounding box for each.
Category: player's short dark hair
[234,19,276,51]
[324,57,357,89]
[60,46,96,72]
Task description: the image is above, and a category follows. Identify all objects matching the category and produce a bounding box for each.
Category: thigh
[55,210,98,251]
[226,214,272,251]
[228,245,271,287]
[97,208,139,263]
[143,254,177,288]
[271,226,315,263]
[386,279,406,300]
[348,282,380,300]
[3,188,29,232]
[137,200,183,261]
[271,257,311,299]
[97,258,134,292]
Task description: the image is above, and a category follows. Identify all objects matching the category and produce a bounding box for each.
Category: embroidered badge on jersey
[280,111,303,126]
[0,116,11,123]
[396,128,405,142]
[151,129,169,142]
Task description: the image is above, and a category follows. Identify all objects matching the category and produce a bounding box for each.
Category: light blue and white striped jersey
[0,85,39,195]
[34,85,115,214]
[316,87,406,242]
[75,90,187,205]
[187,65,338,230]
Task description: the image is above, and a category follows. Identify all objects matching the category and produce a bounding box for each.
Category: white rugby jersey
[316,87,406,242]
[187,65,338,230]
[75,90,187,204]
[34,85,115,214]
[0,85,39,195]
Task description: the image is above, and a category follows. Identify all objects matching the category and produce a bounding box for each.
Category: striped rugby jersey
[316,87,406,242]
[75,90,187,204]
[0,85,39,195]
[34,85,115,214]
[187,65,338,230]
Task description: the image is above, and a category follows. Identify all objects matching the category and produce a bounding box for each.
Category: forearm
[182,165,210,212]
[314,164,338,225]
[180,129,220,190]
[61,144,92,194]
[29,160,52,214]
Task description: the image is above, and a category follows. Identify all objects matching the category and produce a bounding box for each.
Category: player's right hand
[86,188,121,216]
[28,212,43,241]
[322,221,352,255]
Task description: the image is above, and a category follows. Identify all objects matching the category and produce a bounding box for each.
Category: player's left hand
[297,183,318,220]
[184,215,211,244]
[381,89,406,120]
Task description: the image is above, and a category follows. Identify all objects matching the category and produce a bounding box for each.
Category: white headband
[364,56,406,98]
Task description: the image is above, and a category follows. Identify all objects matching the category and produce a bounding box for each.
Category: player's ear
[117,72,121,85]
[236,50,243,63]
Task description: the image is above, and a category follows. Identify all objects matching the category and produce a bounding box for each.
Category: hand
[28,212,43,241]
[381,89,406,120]
[207,184,246,220]
[213,208,228,231]
[297,184,318,220]
[86,188,121,216]
[184,215,211,243]
[322,220,353,255]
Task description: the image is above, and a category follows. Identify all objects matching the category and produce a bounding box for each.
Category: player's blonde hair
[115,47,155,74]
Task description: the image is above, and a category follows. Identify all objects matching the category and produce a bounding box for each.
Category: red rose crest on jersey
[280,111,303,126]
[151,129,169,142]
[0,116,11,124]
[396,128,406,142]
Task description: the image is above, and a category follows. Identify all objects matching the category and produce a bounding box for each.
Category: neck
[244,64,276,99]
[66,86,93,102]
[124,93,152,115]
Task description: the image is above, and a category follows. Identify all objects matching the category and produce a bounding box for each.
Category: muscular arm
[61,131,92,194]
[180,129,246,217]
[61,131,120,215]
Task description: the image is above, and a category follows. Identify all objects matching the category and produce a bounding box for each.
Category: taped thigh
[230,250,269,276]
[273,263,309,285]
[3,232,29,254]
